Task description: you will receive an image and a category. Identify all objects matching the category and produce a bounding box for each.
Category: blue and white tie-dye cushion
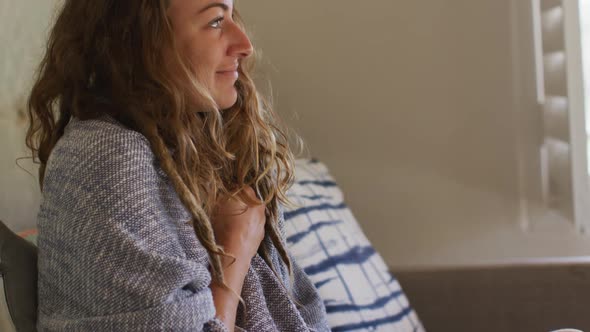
[284,158,425,332]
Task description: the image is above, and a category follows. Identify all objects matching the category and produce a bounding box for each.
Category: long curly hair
[26,0,303,294]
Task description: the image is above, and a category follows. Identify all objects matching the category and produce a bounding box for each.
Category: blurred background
[2,0,590,271]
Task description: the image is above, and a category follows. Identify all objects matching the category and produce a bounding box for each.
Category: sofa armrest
[392,259,590,332]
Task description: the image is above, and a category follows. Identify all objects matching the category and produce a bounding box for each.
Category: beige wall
[3,0,590,268]
[0,1,58,232]
[239,0,590,268]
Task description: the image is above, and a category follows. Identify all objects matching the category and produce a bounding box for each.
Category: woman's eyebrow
[198,2,229,14]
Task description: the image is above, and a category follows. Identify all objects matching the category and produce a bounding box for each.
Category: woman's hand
[209,186,267,331]
[211,186,266,265]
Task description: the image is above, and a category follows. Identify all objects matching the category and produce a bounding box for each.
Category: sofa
[1,158,589,331]
[395,260,590,332]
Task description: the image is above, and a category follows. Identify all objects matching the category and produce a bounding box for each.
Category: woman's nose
[229,24,253,59]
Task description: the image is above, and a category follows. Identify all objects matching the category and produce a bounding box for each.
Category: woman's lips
[216,70,239,80]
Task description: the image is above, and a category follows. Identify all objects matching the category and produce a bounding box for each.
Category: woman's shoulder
[43,114,160,195]
[49,115,153,167]
[59,114,150,155]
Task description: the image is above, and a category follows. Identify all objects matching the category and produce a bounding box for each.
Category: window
[523,0,589,233]
[582,0,590,174]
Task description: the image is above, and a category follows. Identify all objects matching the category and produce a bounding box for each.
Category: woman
[26,0,330,331]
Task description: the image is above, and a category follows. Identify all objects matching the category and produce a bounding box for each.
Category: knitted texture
[36,115,330,332]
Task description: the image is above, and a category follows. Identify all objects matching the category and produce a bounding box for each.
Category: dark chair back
[0,220,38,332]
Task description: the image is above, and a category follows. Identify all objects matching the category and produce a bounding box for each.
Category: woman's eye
[209,16,224,29]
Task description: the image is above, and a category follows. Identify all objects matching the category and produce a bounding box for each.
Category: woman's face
[168,0,253,110]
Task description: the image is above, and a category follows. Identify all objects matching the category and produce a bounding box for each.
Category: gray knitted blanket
[36,115,330,331]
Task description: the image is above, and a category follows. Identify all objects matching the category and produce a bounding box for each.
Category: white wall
[239,0,590,269]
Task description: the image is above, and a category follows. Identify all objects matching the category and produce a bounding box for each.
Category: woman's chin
[215,91,238,110]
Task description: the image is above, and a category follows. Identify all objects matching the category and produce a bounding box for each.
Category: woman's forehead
[169,0,233,14]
